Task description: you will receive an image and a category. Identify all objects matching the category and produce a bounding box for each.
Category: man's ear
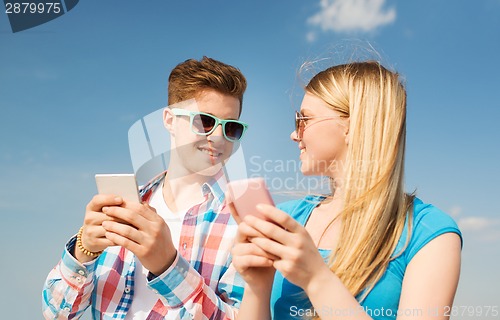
[163,108,175,134]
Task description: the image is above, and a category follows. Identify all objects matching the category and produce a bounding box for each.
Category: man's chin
[192,162,224,177]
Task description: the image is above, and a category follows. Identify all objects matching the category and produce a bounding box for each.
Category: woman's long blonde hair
[306,61,415,301]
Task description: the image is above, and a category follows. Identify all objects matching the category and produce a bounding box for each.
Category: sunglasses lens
[190,112,245,141]
[225,121,244,140]
[192,114,216,134]
[295,112,305,139]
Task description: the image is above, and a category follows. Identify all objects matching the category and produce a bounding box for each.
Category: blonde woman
[231,61,462,320]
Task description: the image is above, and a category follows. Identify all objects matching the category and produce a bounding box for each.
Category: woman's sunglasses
[171,108,248,142]
[295,111,346,140]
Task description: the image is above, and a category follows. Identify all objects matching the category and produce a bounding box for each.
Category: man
[43,57,248,319]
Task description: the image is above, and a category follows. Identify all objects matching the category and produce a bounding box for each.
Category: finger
[102,205,147,229]
[272,259,295,278]
[236,221,267,243]
[102,220,142,244]
[84,209,116,224]
[104,231,142,253]
[80,226,115,251]
[257,204,302,233]
[250,236,290,259]
[83,224,110,239]
[232,242,278,260]
[106,216,132,226]
[119,201,159,222]
[227,201,242,224]
[87,194,123,212]
[234,255,274,268]
[90,237,116,248]
[244,214,293,246]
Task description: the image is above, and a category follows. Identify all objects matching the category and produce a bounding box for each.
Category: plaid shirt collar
[140,168,228,208]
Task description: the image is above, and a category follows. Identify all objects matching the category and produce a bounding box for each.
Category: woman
[231,61,462,320]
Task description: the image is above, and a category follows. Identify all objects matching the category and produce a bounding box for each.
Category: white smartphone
[226,178,274,221]
[95,174,141,203]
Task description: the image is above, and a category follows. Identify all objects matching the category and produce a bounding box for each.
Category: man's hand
[75,195,122,263]
[101,201,177,276]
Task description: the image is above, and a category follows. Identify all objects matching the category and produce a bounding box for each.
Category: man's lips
[198,147,223,157]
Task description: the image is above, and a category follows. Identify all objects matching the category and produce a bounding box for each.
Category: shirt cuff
[147,251,204,308]
[59,236,96,289]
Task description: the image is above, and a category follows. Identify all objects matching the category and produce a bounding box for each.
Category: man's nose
[207,124,226,145]
[210,123,224,137]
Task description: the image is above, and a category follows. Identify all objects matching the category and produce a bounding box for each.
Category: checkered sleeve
[148,252,244,319]
[42,236,97,319]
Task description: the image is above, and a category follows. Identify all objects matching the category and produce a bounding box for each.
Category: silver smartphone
[95,174,141,203]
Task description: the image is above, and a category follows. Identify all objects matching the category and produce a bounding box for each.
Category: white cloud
[307,0,396,34]
[306,31,317,43]
[449,205,463,218]
[458,217,500,232]
[457,216,500,243]
[442,206,500,243]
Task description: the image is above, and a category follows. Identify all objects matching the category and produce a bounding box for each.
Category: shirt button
[182,243,187,250]
[76,278,82,283]
[124,287,131,293]
[78,270,85,276]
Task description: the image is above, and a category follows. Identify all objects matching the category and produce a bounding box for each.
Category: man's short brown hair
[168,57,247,115]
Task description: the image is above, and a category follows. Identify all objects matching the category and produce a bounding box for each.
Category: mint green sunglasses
[171,108,248,142]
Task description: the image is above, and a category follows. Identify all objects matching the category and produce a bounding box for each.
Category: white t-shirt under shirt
[125,181,187,319]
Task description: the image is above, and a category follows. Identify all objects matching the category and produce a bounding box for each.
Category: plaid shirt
[42,170,244,319]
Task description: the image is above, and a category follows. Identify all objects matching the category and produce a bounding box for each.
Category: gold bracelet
[76,226,103,257]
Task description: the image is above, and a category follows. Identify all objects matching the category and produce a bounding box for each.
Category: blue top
[271,196,462,320]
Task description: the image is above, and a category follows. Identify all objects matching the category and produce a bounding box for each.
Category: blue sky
[1,0,499,318]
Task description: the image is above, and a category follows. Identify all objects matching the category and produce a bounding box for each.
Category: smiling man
[43,57,248,319]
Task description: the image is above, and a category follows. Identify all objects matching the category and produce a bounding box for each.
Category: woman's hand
[229,202,276,290]
[232,221,276,289]
[229,202,276,320]
[245,204,330,291]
